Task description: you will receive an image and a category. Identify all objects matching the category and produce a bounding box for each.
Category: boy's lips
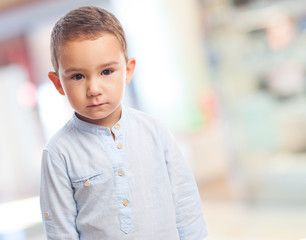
[87,102,107,108]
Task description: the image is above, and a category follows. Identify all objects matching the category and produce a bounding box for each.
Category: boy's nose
[87,78,102,97]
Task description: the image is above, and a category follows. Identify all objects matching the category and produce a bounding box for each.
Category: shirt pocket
[71,170,113,198]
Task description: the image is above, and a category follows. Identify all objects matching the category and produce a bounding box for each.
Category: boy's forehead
[56,33,125,68]
[58,32,119,52]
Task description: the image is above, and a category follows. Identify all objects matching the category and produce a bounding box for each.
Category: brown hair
[50,6,128,73]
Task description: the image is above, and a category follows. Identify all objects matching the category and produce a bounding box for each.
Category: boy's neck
[75,105,122,130]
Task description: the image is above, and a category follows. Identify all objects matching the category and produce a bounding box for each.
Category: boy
[40,6,208,240]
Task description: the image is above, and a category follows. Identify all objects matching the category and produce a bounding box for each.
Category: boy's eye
[101,69,113,76]
[72,74,84,80]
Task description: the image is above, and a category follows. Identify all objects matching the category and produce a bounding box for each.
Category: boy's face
[48,33,136,128]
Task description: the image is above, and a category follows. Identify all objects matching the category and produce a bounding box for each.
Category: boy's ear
[48,72,65,95]
[125,58,136,85]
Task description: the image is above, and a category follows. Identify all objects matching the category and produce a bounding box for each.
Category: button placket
[114,131,132,233]
[111,123,120,140]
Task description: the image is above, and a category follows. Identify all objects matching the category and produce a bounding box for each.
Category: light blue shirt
[40,106,208,239]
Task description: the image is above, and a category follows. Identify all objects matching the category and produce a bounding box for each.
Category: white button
[123,200,129,206]
[84,180,90,187]
[45,212,50,218]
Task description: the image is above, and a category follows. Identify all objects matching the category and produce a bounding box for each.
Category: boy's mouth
[87,103,106,108]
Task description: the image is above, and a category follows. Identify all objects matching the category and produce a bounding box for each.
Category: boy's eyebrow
[98,61,120,68]
[64,68,84,74]
[64,61,120,74]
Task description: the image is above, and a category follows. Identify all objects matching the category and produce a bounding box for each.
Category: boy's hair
[50,6,128,73]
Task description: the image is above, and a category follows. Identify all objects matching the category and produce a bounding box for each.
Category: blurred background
[1,0,306,239]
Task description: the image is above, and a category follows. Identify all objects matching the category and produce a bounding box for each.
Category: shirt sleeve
[162,127,208,240]
[40,150,79,240]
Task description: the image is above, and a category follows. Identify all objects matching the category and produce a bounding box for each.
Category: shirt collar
[73,105,127,136]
